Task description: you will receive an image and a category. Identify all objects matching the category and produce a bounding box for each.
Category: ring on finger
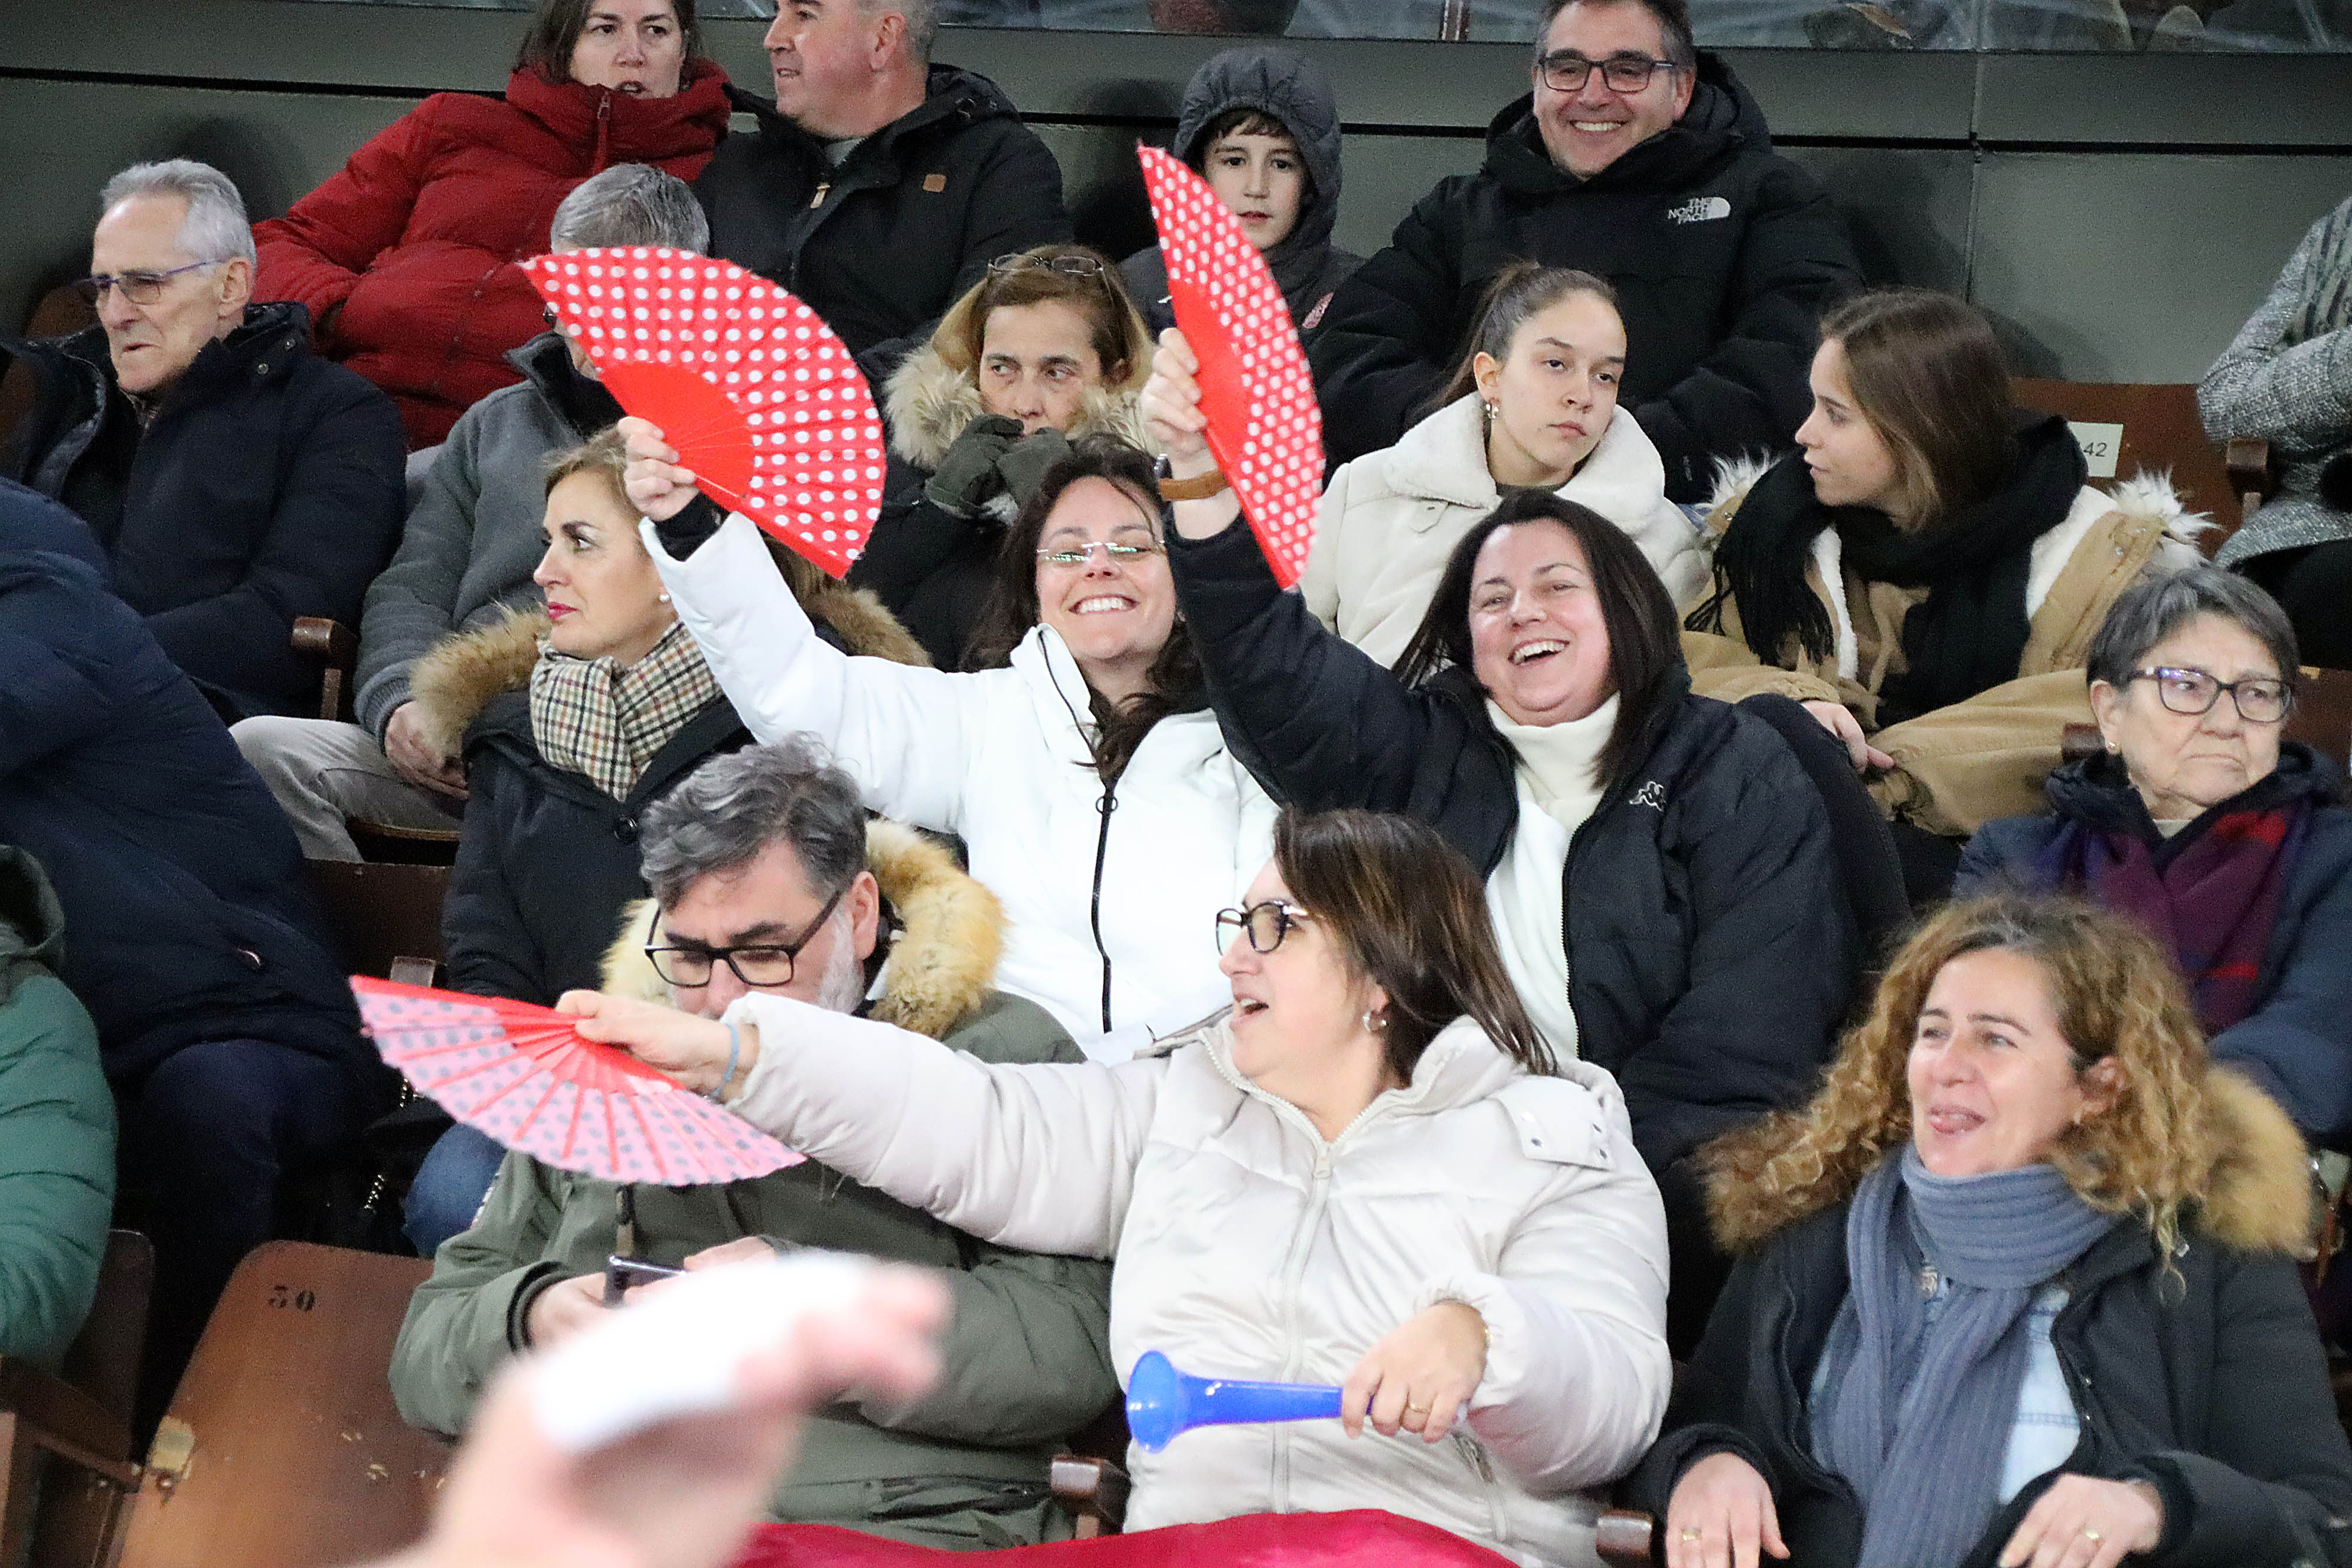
[1678,1526,1703,1541]
[1403,1401,1432,1416]
[2080,1527,2103,1544]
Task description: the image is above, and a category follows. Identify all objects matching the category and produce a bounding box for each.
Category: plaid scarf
[528,620,722,801]
[2034,766,2309,1034]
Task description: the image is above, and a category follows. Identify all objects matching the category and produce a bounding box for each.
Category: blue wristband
[711,1020,742,1101]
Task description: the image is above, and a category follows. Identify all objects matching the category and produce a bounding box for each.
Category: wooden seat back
[306,861,450,988]
[2011,380,2236,556]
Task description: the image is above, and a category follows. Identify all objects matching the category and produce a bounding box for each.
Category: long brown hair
[1429,261,1619,417]
[1273,808,1554,1082]
[1705,892,2222,1261]
[515,0,707,81]
[963,436,1200,784]
[931,245,1154,401]
[1393,488,1681,795]
[1819,288,2013,530]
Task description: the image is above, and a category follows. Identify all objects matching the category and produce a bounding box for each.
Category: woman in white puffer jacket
[623,424,1270,1048]
[568,806,1673,1568]
[1302,264,1707,668]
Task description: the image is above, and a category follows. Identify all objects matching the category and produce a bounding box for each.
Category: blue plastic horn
[1125,1350,1344,1452]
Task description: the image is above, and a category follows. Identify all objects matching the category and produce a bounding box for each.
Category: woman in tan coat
[1682,289,2200,892]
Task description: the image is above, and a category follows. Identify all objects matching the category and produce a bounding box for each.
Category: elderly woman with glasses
[1957,567,2352,1151]
[622,424,1272,1052]
[566,805,1671,1568]
[848,243,1157,667]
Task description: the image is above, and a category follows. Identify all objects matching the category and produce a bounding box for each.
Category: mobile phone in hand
[603,1254,684,1308]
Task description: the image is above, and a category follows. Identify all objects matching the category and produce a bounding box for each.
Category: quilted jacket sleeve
[253,105,439,339]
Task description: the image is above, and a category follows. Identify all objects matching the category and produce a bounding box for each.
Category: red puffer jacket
[254,60,731,448]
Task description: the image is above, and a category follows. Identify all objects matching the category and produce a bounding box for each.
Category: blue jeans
[402,1122,509,1256]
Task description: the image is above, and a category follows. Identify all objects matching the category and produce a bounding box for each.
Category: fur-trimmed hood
[599,818,1004,1041]
[406,577,927,760]
[1710,1066,2313,1258]
[882,338,1153,473]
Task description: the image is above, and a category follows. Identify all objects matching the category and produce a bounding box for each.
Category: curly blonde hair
[1706,893,2219,1262]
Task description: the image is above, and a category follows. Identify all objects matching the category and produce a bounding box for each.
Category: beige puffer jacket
[720,999,1673,1568]
[1301,394,1707,668]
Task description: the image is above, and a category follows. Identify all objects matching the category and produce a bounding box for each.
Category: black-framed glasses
[1035,538,1165,569]
[643,882,848,989]
[71,258,234,307]
[988,252,1108,281]
[2126,666,2293,724]
[1536,52,1677,93]
[1215,900,1316,955]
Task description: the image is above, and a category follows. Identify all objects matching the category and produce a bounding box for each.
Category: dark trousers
[2242,541,2352,670]
[114,1037,373,1436]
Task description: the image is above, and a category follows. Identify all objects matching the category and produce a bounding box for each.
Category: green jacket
[390,824,1118,1546]
[0,847,115,1371]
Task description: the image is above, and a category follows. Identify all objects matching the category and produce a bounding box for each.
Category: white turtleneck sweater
[1479,695,1618,1063]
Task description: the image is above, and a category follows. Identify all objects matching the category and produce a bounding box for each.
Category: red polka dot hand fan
[1136,145,1324,589]
[522,247,885,579]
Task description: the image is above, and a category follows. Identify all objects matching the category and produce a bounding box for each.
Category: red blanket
[731,1510,1519,1568]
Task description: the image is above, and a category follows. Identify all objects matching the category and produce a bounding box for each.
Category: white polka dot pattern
[521,247,884,579]
[1136,145,1324,589]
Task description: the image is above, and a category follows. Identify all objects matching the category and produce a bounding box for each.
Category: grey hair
[550,164,710,254]
[2085,566,2301,694]
[861,0,937,60]
[638,737,866,910]
[99,160,256,268]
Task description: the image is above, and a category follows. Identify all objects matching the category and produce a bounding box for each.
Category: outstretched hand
[619,416,700,524]
[558,990,752,1097]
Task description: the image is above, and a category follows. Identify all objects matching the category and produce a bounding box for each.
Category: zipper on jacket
[1451,1430,1511,1546]
[593,92,613,173]
[809,180,831,210]
[1270,1144,1335,1512]
[1088,787,1118,1033]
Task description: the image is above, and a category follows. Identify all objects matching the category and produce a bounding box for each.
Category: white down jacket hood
[1300,394,1707,668]
[645,511,1274,1043]
[721,997,1674,1568]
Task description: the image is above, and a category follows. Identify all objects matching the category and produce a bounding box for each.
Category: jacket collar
[883,338,1154,471]
[504,331,625,438]
[2044,741,2345,836]
[57,299,312,411]
[1386,394,1669,520]
[504,58,734,168]
[1482,51,1766,197]
[0,846,68,1002]
[731,64,1017,164]
[599,817,1008,1041]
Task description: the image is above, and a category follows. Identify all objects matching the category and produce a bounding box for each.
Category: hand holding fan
[351,975,802,1187]
[1136,144,1324,589]
[522,247,886,579]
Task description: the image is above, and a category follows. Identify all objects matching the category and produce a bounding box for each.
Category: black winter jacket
[1167,517,1853,1173]
[0,303,406,720]
[1308,55,1858,501]
[0,479,374,1087]
[1625,1090,2352,1568]
[1959,744,2352,1150]
[694,67,1070,387]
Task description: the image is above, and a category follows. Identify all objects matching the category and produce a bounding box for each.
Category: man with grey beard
[391,736,1116,1549]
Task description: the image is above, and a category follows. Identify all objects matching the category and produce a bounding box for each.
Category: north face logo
[1665,196,1732,224]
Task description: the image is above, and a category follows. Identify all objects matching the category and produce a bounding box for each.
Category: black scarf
[1688,413,2087,726]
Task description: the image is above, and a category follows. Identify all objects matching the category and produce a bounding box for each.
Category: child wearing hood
[1121,47,1361,345]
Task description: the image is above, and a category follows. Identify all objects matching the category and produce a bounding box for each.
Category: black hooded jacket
[1309,54,1858,501]
[1119,47,1364,343]
[694,66,1071,387]
[0,302,406,720]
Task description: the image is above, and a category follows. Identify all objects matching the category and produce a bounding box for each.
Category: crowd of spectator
[4,0,2352,1562]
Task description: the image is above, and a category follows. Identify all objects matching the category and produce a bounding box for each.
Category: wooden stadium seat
[2010,380,2239,557]
[115,1242,448,1568]
[306,860,449,988]
[0,1229,153,1568]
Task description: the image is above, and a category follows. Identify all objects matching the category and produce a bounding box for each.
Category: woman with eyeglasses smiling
[848,243,1157,668]
[1958,567,2352,1155]
[622,422,1272,1053]
[565,805,1671,1568]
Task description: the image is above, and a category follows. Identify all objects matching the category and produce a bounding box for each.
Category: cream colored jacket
[1302,395,1707,667]
[721,999,1673,1568]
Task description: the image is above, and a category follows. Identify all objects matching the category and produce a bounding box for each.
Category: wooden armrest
[1596,1508,1656,1566]
[0,1357,139,1487]
[2224,437,2277,502]
[1050,1452,1130,1537]
[2060,721,2102,767]
[291,618,358,662]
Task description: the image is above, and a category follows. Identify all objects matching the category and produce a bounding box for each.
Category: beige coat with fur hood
[1679,467,2204,836]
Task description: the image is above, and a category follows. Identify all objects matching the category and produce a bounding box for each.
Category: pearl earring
[658,592,672,604]
[1483,400,1500,420]
[1362,1008,1387,1033]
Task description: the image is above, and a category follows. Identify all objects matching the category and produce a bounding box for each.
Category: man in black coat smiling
[1310,0,1860,500]
[0,160,403,722]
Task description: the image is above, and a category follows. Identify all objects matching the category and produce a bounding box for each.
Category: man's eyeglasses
[988,252,1108,281]
[71,259,233,307]
[1035,538,1164,569]
[1215,900,1316,955]
[1536,53,1677,93]
[643,883,848,989]
[2126,667,2294,724]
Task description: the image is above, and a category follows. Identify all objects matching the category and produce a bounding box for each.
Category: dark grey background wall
[4,0,2348,382]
